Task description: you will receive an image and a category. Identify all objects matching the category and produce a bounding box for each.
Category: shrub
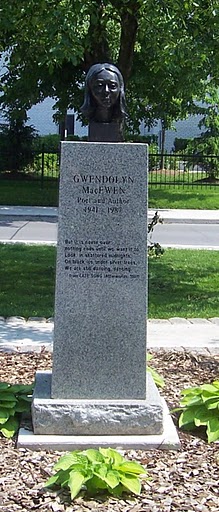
[34,134,60,153]
[172,137,190,152]
[0,120,38,174]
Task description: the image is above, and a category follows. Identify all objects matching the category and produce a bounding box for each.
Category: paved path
[0,218,57,244]
[149,222,219,250]
[1,207,219,248]
[2,219,219,249]
[0,317,218,354]
[3,219,219,249]
[0,206,58,218]
[149,208,219,224]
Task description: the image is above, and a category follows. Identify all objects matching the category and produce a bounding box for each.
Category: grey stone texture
[21,400,180,451]
[51,142,148,400]
[32,371,163,436]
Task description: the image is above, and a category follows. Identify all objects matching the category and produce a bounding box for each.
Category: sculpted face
[90,69,120,110]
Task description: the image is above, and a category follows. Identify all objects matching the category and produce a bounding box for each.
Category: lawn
[0,244,218,319]
[149,248,219,318]
[0,179,59,206]
[0,244,56,318]
[149,185,219,209]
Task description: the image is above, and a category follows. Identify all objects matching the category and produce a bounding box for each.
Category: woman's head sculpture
[81,63,127,125]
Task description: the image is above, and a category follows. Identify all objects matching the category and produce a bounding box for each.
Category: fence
[149,153,219,188]
[0,144,60,186]
[39,146,60,185]
[0,146,219,188]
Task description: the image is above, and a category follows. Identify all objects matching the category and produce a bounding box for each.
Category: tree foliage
[0,115,37,173]
[0,1,218,129]
[187,85,219,178]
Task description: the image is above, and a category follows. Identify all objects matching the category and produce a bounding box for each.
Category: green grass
[0,179,59,206]
[149,185,219,209]
[0,244,218,319]
[149,168,207,184]
[149,249,219,318]
[0,179,218,209]
[0,244,56,318]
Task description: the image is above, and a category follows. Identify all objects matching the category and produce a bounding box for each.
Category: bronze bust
[81,63,127,142]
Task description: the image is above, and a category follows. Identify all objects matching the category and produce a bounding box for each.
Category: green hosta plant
[0,382,33,438]
[177,380,219,443]
[45,448,148,500]
[147,353,165,388]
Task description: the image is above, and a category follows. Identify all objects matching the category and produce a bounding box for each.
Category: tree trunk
[83,1,139,84]
[118,9,138,85]
[84,1,111,70]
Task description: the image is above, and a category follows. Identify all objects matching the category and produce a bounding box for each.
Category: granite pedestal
[32,371,163,435]
[53,142,148,402]
[31,142,167,443]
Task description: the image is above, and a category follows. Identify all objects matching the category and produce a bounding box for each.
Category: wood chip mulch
[0,349,218,512]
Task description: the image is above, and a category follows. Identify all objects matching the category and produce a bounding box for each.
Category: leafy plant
[147,353,165,388]
[148,211,164,258]
[45,448,148,500]
[0,382,33,438]
[176,380,219,443]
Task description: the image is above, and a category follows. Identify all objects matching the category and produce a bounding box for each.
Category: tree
[0,1,218,130]
[0,118,37,173]
[187,85,219,179]
[126,1,219,140]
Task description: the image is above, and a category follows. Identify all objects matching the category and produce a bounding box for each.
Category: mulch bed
[0,349,218,512]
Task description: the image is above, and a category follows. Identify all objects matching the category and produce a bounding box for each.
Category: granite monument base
[32,371,163,436]
[20,376,180,451]
[18,398,180,451]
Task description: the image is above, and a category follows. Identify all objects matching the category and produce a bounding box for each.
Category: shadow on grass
[0,179,59,207]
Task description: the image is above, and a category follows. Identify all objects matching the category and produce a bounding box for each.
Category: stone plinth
[30,141,170,443]
[51,142,148,401]
[32,371,163,436]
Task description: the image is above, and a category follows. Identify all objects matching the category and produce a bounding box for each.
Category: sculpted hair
[81,63,127,121]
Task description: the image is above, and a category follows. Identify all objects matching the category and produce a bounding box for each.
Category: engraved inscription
[64,239,140,279]
[73,174,134,216]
